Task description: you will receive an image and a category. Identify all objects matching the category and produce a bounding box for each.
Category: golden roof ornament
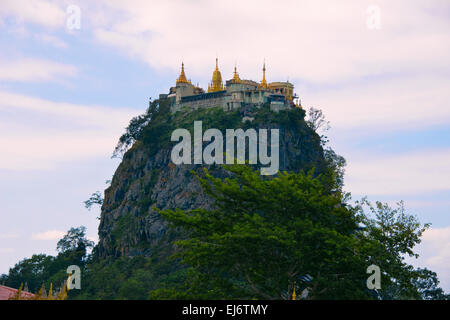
[208,58,224,92]
[292,282,297,300]
[260,60,268,89]
[285,79,292,101]
[231,64,241,83]
[176,62,190,85]
[285,80,289,99]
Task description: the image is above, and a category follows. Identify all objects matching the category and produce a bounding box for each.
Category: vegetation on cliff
[1,99,448,299]
[151,166,440,299]
[97,99,331,259]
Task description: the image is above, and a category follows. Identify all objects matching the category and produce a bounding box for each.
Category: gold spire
[231,64,241,83]
[285,80,292,101]
[292,282,297,300]
[208,58,224,92]
[176,62,190,85]
[67,273,72,291]
[260,60,268,89]
[285,80,289,99]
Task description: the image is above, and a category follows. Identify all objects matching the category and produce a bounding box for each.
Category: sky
[0,0,449,291]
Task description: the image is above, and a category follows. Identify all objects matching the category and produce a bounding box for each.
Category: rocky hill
[97,101,329,260]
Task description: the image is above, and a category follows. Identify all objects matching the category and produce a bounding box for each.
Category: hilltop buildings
[160,59,301,113]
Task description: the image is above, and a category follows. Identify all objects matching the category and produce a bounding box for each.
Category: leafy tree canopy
[1,226,93,294]
[56,226,94,254]
[154,165,445,299]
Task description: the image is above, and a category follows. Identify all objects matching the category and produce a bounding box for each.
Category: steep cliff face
[97,104,327,259]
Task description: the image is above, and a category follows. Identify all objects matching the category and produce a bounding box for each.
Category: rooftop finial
[232,63,241,83]
[176,61,190,85]
[208,57,223,92]
[260,59,268,89]
[292,282,297,300]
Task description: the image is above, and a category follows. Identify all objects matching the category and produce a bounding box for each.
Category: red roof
[0,285,35,300]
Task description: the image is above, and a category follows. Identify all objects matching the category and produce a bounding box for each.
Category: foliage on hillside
[1,226,91,299]
[152,165,442,299]
[1,100,448,300]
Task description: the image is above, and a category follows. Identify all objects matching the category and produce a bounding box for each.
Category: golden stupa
[208,58,224,92]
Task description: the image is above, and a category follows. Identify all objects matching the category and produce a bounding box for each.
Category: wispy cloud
[0,0,65,28]
[0,58,77,83]
[2,1,449,85]
[0,91,138,127]
[33,33,68,48]
[32,230,65,240]
[345,148,450,195]
[87,235,98,244]
[0,234,19,240]
[84,1,450,133]
[304,75,450,131]
[82,0,450,83]
[0,91,140,170]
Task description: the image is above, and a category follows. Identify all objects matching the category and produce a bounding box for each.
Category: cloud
[2,1,448,130]
[33,33,68,48]
[2,1,449,86]
[0,58,77,83]
[81,0,450,132]
[32,230,65,240]
[0,0,65,28]
[0,248,14,253]
[345,148,450,195]
[421,227,450,266]
[406,226,450,292]
[0,91,137,127]
[0,91,141,170]
[87,235,98,244]
[0,234,19,240]
[79,0,450,84]
[303,74,450,131]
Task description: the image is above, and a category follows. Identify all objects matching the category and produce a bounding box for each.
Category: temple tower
[208,58,224,92]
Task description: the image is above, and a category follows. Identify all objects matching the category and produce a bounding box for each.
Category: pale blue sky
[0,0,449,291]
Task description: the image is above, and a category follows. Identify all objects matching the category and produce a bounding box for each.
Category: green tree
[3,254,55,292]
[412,268,449,300]
[2,226,94,294]
[355,199,431,299]
[84,191,103,211]
[56,226,94,255]
[113,98,167,158]
[155,165,438,300]
[156,166,366,299]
